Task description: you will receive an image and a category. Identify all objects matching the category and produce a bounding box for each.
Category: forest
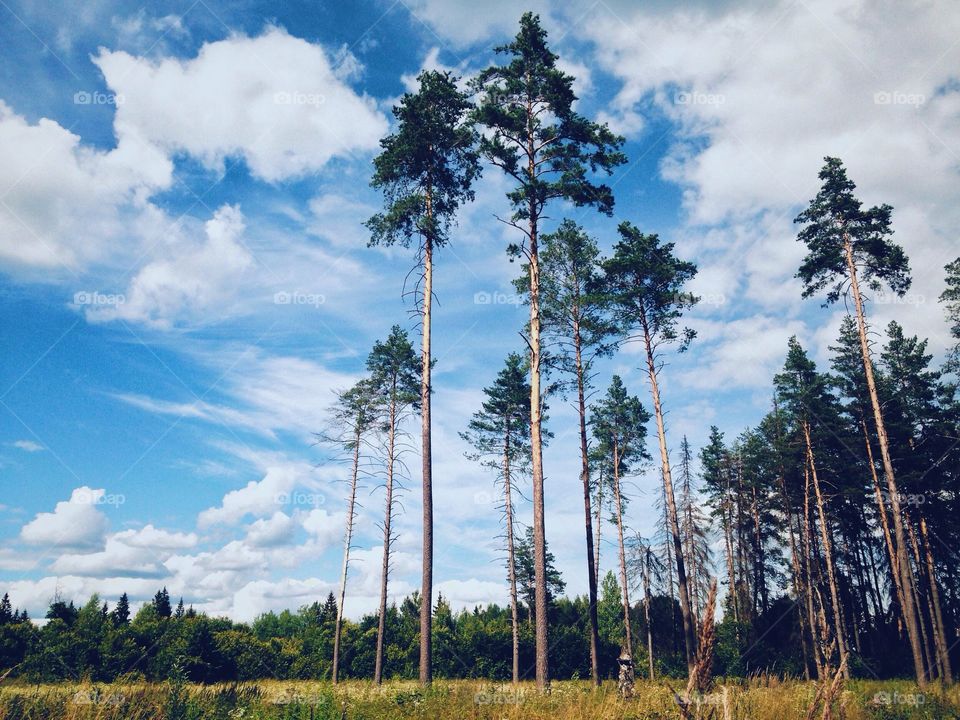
[2,10,960,720]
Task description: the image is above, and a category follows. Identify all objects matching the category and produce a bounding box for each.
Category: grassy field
[0,678,956,719]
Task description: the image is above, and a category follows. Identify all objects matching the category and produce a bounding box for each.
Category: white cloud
[245,511,298,547]
[0,101,171,272]
[198,462,312,528]
[114,524,198,550]
[86,204,254,328]
[588,0,960,365]
[678,315,808,389]
[94,27,388,182]
[20,487,110,550]
[12,440,44,452]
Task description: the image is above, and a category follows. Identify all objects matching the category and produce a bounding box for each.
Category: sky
[0,0,958,623]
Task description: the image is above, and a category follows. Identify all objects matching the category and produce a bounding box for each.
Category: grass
[0,678,957,719]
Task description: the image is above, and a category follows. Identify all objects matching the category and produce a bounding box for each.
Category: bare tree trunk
[803,421,850,679]
[802,464,825,680]
[772,397,812,679]
[503,429,521,685]
[722,487,739,627]
[905,515,937,678]
[573,322,601,686]
[844,239,926,685]
[862,418,907,633]
[642,552,655,680]
[374,388,397,685]
[333,423,362,684]
[640,316,696,673]
[920,516,953,683]
[527,200,549,692]
[750,485,768,614]
[594,470,603,588]
[419,207,434,686]
[611,440,633,657]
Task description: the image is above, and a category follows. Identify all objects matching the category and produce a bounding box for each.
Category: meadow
[0,678,956,720]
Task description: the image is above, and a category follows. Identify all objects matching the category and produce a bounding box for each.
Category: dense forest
[3,13,960,705]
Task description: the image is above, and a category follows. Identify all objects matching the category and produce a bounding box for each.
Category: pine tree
[940,258,960,373]
[0,594,12,625]
[367,326,421,684]
[677,437,713,621]
[153,588,172,619]
[461,352,533,683]
[368,70,480,686]
[326,378,377,683]
[112,592,130,626]
[473,12,626,689]
[774,337,850,677]
[590,375,650,659]
[602,223,699,673]
[519,219,615,685]
[795,156,924,684]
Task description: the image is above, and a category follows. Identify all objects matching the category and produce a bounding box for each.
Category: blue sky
[1,0,958,621]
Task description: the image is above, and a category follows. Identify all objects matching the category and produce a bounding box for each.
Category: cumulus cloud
[198,462,313,528]
[0,101,170,271]
[587,0,960,364]
[20,487,110,550]
[86,204,253,328]
[94,27,388,182]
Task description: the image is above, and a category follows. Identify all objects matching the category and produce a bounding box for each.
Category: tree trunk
[640,316,696,673]
[862,418,907,634]
[920,516,953,683]
[844,238,926,685]
[803,421,850,678]
[594,473,603,587]
[721,463,739,628]
[374,386,397,685]
[333,422,362,684]
[905,515,937,678]
[419,204,434,686]
[527,206,549,692]
[503,427,521,684]
[772,397,812,680]
[611,439,633,657]
[642,552,655,680]
[802,464,825,680]
[573,320,601,686]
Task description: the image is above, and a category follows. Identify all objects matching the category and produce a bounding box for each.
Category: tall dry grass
[0,678,956,719]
